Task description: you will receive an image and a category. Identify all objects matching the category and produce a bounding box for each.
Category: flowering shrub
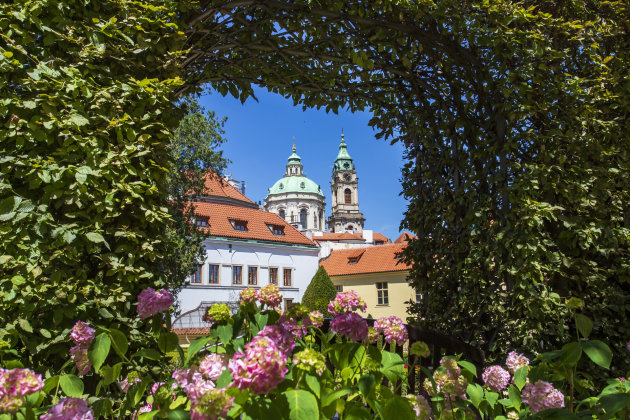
[2,291,630,419]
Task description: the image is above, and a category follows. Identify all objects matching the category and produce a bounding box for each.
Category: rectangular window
[191,265,202,284]
[415,289,422,303]
[283,268,292,287]
[196,216,209,227]
[248,267,258,285]
[376,282,389,305]
[266,224,285,236]
[232,266,242,285]
[208,264,219,284]
[335,285,343,293]
[229,219,248,231]
[269,267,278,285]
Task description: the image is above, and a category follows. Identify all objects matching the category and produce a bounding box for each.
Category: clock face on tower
[343,173,351,181]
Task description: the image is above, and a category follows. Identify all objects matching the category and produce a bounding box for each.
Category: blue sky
[199,87,409,242]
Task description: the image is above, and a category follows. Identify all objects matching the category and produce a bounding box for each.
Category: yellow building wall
[330,271,414,320]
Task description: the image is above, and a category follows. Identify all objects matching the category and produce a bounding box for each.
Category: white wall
[178,238,320,314]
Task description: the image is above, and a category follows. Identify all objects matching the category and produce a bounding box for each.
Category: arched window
[313,213,318,230]
[300,208,307,229]
[279,209,285,220]
[344,188,352,204]
[347,225,354,232]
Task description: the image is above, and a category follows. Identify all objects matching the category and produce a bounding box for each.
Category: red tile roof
[370,232,391,244]
[313,232,365,243]
[202,172,254,205]
[192,201,317,246]
[172,327,210,336]
[320,243,411,276]
[394,232,417,243]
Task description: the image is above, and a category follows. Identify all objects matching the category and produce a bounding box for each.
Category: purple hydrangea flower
[482,365,511,392]
[506,351,529,374]
[229,336,288,395]
[189,387,234,420]
[199,354,226,381]
[0,368,43,414]
[374,316,408,345]
[330,312,368,342]
[137,287,173,319]
[257,325,295,357]
[308,311,324,328]
[70,346,92,376]
[327,290,367,315]
[41,398,94,420]
[70,321,95,346]
[522,380,565,414]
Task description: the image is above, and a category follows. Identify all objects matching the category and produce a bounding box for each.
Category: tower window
[278,209,285,220]
[344,188,351,204]
[300,208,307,229]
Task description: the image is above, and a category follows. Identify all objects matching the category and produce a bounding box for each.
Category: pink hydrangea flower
[506,351,529,374]
[330,312,368,342]
[70,321,95,346]
[407,394,432,420]
[240,288,258,303]
[41,398,94,420]
[309,311,324,328]
[190,387,234,420]
[278,315,304,339]
[424,358,468,400]
[199,354,226,381]
[257,325,295,357]
[185,374,216,403]
[229,336,288,395]
[482,365,511,392]
[119,376,141,393]
[374,316,408,345]
[151,382,165,394]
[0,368,43,414]
[327,290,367,315]
[137,403,153,414]
[137,287,173,319]
[172,367,201,391]
[257,284,282,308]
[70,346,92,376]
[522,380,565,414]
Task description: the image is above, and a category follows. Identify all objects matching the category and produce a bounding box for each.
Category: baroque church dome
[264,144,326,232]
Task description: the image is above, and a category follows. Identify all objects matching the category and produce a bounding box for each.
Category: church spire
[286,141,303,176]
[333,132,354,173]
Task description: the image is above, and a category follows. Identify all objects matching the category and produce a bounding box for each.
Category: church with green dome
[264,144,327,232]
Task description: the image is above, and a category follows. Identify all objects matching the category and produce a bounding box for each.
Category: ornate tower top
[286,142,303,176]
[333,133,354,173]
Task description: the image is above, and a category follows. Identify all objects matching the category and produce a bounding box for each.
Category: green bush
[302,267,337,317]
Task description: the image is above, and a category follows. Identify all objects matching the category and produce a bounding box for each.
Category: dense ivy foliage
[0,0,192,375]
[301,267,337,317]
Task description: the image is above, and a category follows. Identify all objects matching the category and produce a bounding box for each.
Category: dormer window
[347,249,365,264]
[195,216,209,227]
[229,219,248,231]
[267,224,285,236]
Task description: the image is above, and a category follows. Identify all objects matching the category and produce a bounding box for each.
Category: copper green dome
[266,144,324,198]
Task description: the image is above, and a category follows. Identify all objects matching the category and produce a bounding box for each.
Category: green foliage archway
[2,0,628,382]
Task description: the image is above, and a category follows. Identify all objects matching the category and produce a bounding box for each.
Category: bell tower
[327,133,365,233]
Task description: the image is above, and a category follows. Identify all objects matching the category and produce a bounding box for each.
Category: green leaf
[167,410,189,420]
[69,113,89,127]
[86,232,109,249]
[358,374,375,396]
[457,360,477,377]
[304,374,321,398]
[485,390,499,409]
[18,318,33,333]
[574,314,593,338]
[530,408,579,419]
[216,368,232,388]
[88,333,111,371]
[158,332,178,353]
[598,393,630,418]
[217,324,233,346]
[283,389,318,420]
[508,384,522,410]
[133,348,162,360]
[383,395,414,419]
[321,387,352,408]
[42,376,59,393]
[582,340,612,369]
[559,342,582,367]
[185,336,213,364]
[514,366,528,390]
[108,329,128,358]
[340,367,353,381]
[466,383,484,408]
[59,374,84,397]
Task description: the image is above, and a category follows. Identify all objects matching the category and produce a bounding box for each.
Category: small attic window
[195,216,209,227]
[267,224,285,236]
[347,249,365,264]
[230,219,248,231]
[300,182,305,189]
[279,183,284,189]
